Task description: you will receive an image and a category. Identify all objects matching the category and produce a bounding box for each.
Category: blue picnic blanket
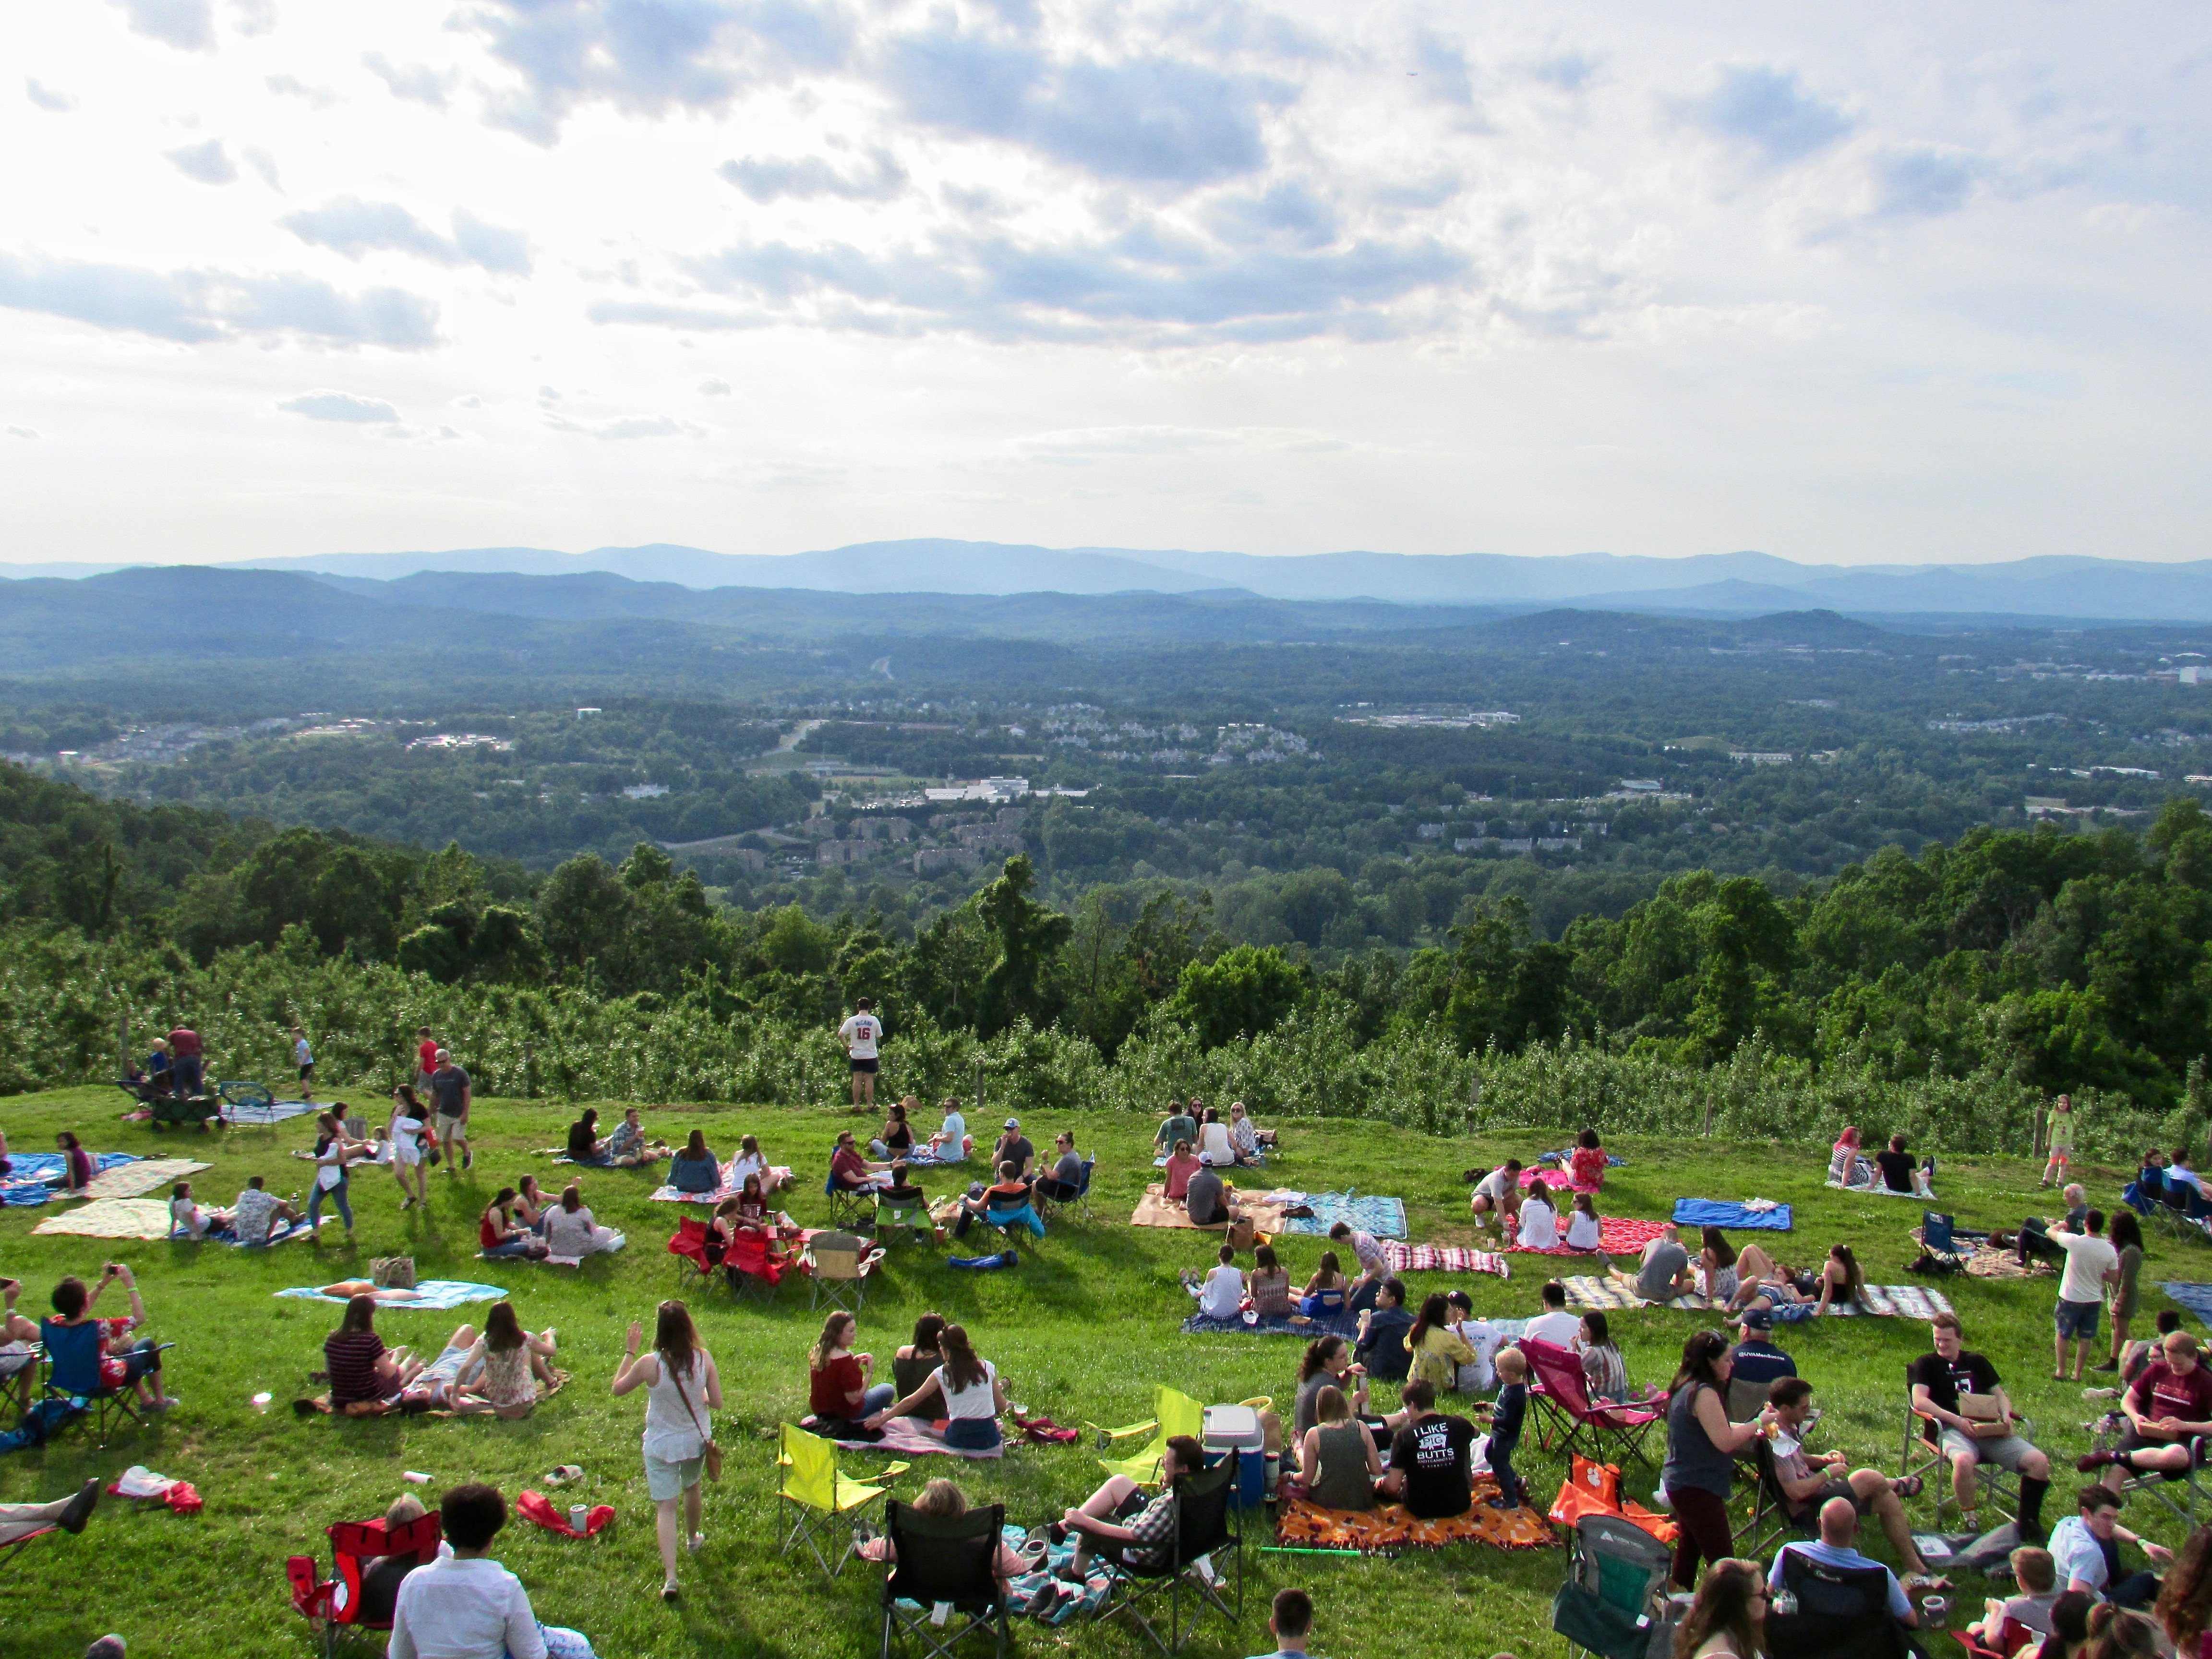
[2,1152,139,1207]
[1673,1199,1793,1232]
[948,1250,1020,1271]
[1542,1148,1626,1167]
[2161,1284,2212,1328]
[276,1280,508,1310]
[175,1215,324,1247]
[1181,1309,1360,1339]
[1274,1192,1408,1240]
[220,1097,317,1125]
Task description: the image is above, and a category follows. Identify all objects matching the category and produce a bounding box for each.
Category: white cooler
[1202,1404,1267,1508]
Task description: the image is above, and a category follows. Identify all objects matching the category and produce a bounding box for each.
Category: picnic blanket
[1269,1192,1409,1241]
[86,1158,211,1201]
[804,1414,1006,1460]
[1508,1216,1666,1256]
[2,1151,139,1207]
[1180,1309,1361,1340]
[545,1230,627,1267]
[174,1214,325,1247]
[1673,1199,1792,1232]
[1562,1274,1952,1319]
[1912,1226,2051,1280]
[298,1368,570,1419]
[2160,1284,2212,1329]
[220,1097,317,1126]
[1130,1185,1289,1233]
[1541,1149,1626,1168]
[275,1280,509,1310]
[647,1160,796,1204]
[1274,1488,1551,1552]
[31,1199,176,1239]
[1154,1152,1266,1168]
[1379,1243,1510,1277]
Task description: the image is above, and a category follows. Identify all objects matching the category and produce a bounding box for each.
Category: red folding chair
[288,1512,443,1657]
[668,1217,717,1292]
[1519,1337,1666,1467]
[723,1228,787,1304]
[0,1524,58,1582]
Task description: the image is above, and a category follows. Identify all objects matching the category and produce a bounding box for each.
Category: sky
[2,0,2209,568]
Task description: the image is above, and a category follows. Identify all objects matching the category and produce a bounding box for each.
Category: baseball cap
[1003,1117,1020,1129]
[1737,1308,1773,1332]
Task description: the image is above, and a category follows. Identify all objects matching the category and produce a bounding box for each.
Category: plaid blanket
[1380,1243,1510,1277]
[1561,1274,1952,1319]
[1270,1192,1409,1240]
[647,1159,795,1204]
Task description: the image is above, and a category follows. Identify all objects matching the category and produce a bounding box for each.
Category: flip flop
[1893,1475,1924,1498]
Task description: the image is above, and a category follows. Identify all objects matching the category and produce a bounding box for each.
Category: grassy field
[0,1084,2197,1659]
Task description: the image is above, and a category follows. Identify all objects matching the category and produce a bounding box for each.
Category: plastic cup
[570,1504,589,1534]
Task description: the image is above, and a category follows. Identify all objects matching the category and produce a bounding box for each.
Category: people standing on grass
[1663,1330,1768,1589]
[838,997,883,1111]
[388,1086,431,1210]
[2043,1094,2077,1190]
[2102,1209,2146,1374]
[308,1110,370,1242]
[430,1047,472,1173]
[2052,1208,2120,1383]
[290,1025,315,1102]
[612,1301,721,1602]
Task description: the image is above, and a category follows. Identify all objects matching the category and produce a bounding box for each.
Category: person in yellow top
[2042,1094,2078,1189]
[1404,1292,1482,1395]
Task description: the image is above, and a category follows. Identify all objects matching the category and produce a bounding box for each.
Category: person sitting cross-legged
[2048,1484,2171,1608]
[1380,1378,1478,1519]
[388,1482,599,1659]
[1183,1160,1238,1230]
[1764,1377,1949,1593]
[1054,1434,1207,1581]
[2080,1327,2212,1497]
[1769,1495,1923,1633]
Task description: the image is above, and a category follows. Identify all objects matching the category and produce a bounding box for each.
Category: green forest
[5,755,2209,1166]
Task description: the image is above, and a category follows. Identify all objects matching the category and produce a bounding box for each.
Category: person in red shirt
[2081,1329,2212,1491]
[829,1131,884,1195]
[806,1310,892,1436]
[1569,1128,1609,1191]
[414,1027,438,1094]
[168,1025,204,1097]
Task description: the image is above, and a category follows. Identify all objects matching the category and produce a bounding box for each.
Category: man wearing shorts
[1767,1377,1946,1590]
[292,1026,314,1102]
[1909,1311,2053,1537]
[429,1047,472,1173]
[2051,1209,2119,1382]
[2080,1328,2212,1494]
[837,999,882,1111]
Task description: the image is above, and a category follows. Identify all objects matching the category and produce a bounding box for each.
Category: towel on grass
[544,1230,627,1267]
[1562,1274,1951,1318]
[1274,1488,1551,1552]
[2159,1284,2212,1329]
[1181,1310,1361,1339]
[276,1280,509,1310]
[804,1415,1005,1459]
[1271,1192,1409,1240]
[220,1098,317,1126]
[1379,1243,1510,1277]
[1129,1185,1288,1233]
[647,1159,796,1204]
[1673,1199,1793,1232]
[31,1199,175,1239]
[3,1152,139,1206]
[1508,1216,1665,1256]
[86,1158,211,1201]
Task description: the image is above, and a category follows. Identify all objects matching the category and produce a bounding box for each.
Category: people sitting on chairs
[1162,1139,1202,1203]
[806,1310,894,1438]
[2122,1312,2184,1387]
[0,1478,101,1548]
[1298,1383,1381,1510]
[1675,1558,1767,1659]
[1577,1311,1629,1404]
[1525,1279,1583,1348]
[1055,1433,1205,1581]
[1634,1224,1696,1303]
[1154,1101,1197,1158]
[956,1163,1044,1239]
[1765,1377,1949,1591]
[1469,1159,1524,1224]
[2049,1485,2171,1606]
[2168,1150,2209,1212]
[169,1179,232,1241]
[830,1130,887,1197]
[2154,1527,2212,1658]
[389,1482,599,1659]
[865,1322,1005,1451]
[1381,1378,1477,1518]
[1034,1131,1085,1205]
[1184,1161,1238,1230]
[2080,1328,2212,1497]
[878,1161,926,1211]
[667,1131,721,1195]
[1969,1546,2062,1653]
[565,1108,611,1166]
[855,1478,1026,1594]
[1297,1253,1347,1321]
[44,1266,174,1413]
[326,1294,423,1410]
[1771,1496,1923,1630]
[1353,1278,1415,1382]
[1727,1307,1797,1389]
[1910,1310,2054,1537]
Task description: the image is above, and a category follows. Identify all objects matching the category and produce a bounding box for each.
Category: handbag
[673,1357,722,1482]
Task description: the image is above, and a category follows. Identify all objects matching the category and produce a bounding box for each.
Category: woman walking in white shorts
[612,1299,721,1600]
[387,1085,431,1210]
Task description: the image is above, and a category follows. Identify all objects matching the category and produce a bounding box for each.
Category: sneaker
[688,1530,705,1552]
[2077,1451,2114,1472]
[1488,1494,1522,1512]
[58,1478,101,1534]
[2090,1359,2119,1372]
[463,1150,473,1170]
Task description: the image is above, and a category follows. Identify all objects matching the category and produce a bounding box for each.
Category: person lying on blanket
[1722,1242,1799,1312]
[1635,1225,1696,1302]
[169,1179,232,1241]
[856,1479,1026,1590]
[1054,1434,1205,1580]
[1765,1377,1951,1595]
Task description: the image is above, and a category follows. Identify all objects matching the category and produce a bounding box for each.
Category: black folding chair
[1766,1545,1912,1659]
[879,1498,1010,1659]
[1088,1453,1244,1656]
[1736,1435,1817,1558]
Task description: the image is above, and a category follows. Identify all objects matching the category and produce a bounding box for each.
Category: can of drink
[402,1470,432,1484]
[1922,1597,1949,1630]
[570,1504,589,1534]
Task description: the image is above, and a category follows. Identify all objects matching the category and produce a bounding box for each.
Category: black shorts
[850,1057,878,1074]
[299,1064,314,1081]
[1789,1478,1869,1524]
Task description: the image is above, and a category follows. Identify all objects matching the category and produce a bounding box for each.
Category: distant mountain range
[4,540,2212,621]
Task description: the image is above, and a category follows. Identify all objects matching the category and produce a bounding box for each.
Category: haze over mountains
[3,540,2210,622]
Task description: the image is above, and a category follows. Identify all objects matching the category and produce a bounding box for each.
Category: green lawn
[0,1086,2195,1659]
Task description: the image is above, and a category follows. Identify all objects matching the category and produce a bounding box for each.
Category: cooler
[1202,1404,1266,1510]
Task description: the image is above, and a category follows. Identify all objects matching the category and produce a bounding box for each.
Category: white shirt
[295,1037,313,1066]
[837,1013,880,1059]
[171,1196,208,1239]
[1475,1166,1517,1203]
[1346,1230,1386,1276]
[728,1151,766,1188]
[1518,1198,1559,1250]
[1198,1122,1236,1165]
[1565,1209,1601,1250]
[1229,1116,1259,1156]
[2172,1166,2205,1193]
[934,1111,966,1151]
[2047,1515,2112,1593]
[387,1551,546,1659]
[232,1187,278,1244]
[1199,1264,1245,1319]
[2056,1231,2119,1304]
[1525,1310,1583,1348]
[935,1358,999,1420]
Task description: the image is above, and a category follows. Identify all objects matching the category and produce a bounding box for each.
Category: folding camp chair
[1552,1511,1675,1659]
[1522,1337,1666,1467]
[875,1189,933,1247]
[1899,1370,2031,1526]
[2094,1427,2212,1529]
[825,1172,872,1227]
[779,1421,894,1580]
[287,1511,443,1658]
[0,1522,59,1583]
[40,1320,172,1450]
[1917,1212,1971,1275]
[722,1228,787,1304]
[800,1231,880,1311]
[879,1496,1010,1659]
[1089,1386,1208,1486]
[1087,1452,1244,1657]
[1765,1544,1911,1659]
[979,1200,1045,1243]
[667,1216,718,1293]
[1034,1158,1096,1225]
[1735,1434,1820,1558]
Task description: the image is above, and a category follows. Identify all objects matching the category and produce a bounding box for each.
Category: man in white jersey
[838,998,883,1112]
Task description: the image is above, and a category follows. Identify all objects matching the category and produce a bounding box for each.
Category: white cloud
[280,198,532,274]
[0,251,439,347]
[363,53,457,109]
[109,0,215,52]
[697,378,733,395]
[6,425,38,439]
[278,390,400,422]
[25,79,77,113]
[165,138,237,185]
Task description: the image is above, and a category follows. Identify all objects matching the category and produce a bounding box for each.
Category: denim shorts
[2055,1298,2102,1340]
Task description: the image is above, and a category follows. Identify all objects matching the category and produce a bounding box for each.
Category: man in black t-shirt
[1875,1134,1919,1194]
[1383,1380,1477,1519]
[1908,1311,2052,1536]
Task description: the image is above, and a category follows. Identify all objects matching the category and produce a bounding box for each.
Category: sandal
[1892,1475,1923,1499]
